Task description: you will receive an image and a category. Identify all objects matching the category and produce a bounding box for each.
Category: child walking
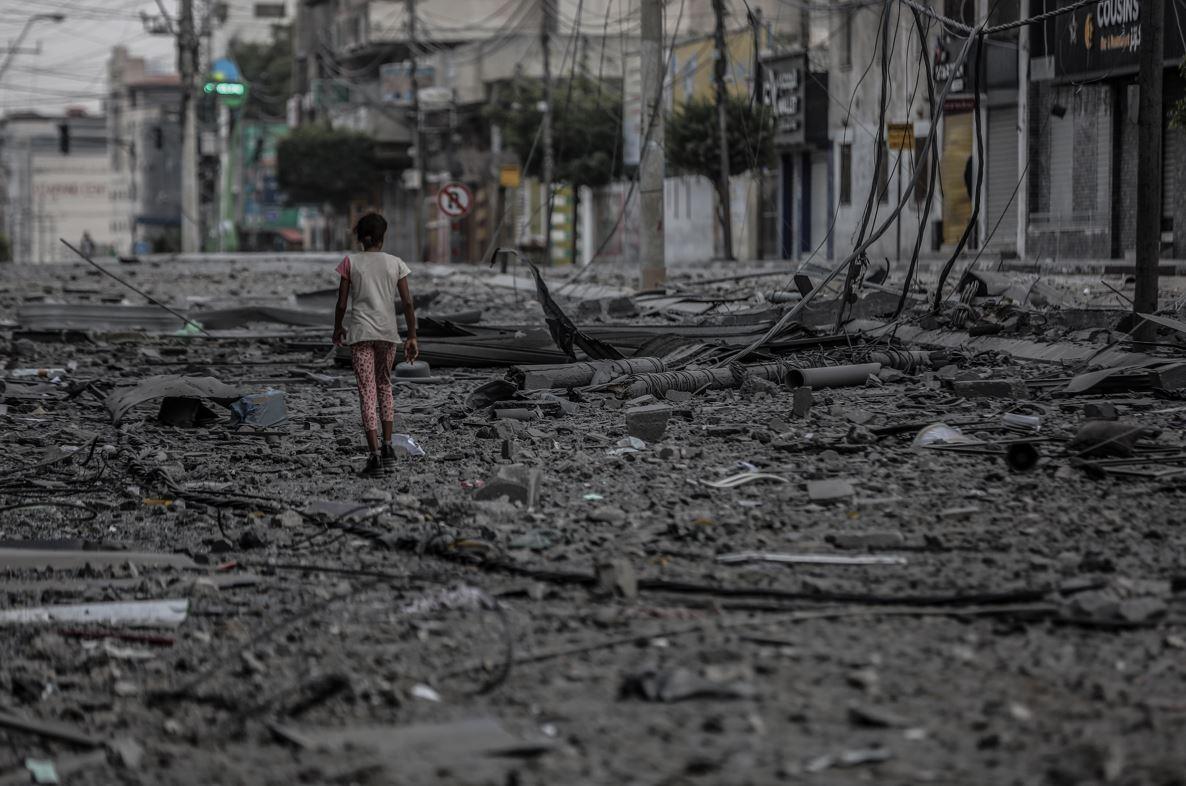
[332,213,419,477]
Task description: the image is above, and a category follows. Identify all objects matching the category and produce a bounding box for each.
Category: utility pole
[639,0,665,288]
[1016,0,1029,260]
[712,0,734,261]
[409,0,427,261]
[541,0,555,266]
[178,0,200,252]
[1135,0,1164,339]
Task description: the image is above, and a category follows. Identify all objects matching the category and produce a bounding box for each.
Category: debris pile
[2,254,1186,782]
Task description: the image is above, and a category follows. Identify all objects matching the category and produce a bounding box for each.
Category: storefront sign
[762,52,828,148]
[1045,0,1186,80]
[380,63,435,105]
[887,122,915,151]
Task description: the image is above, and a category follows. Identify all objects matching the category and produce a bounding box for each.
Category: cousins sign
[1045,0,1186,80]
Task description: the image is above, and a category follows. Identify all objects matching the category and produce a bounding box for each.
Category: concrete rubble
[2,255,1186,783]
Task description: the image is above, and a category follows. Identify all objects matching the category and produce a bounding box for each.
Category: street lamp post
[0,13,66,83]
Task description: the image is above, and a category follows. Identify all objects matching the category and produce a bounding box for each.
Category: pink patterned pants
[351,341,396,432]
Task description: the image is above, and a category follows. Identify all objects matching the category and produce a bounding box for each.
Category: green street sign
[203,80,248,108]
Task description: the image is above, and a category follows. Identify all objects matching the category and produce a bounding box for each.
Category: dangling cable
[931,30,986,313]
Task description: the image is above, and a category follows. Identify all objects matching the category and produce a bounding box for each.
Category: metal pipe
[786,363,881,388]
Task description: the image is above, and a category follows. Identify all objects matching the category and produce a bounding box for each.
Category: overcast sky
[0,0,176,117]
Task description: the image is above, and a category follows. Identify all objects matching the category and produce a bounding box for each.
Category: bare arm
[397,276,418,361]
[332,276,349,345]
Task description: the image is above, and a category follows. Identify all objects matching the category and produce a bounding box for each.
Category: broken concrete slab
[625,404,672,442]
[952,379,1028,400]
[806,479,855,503]
[473,464,542,507]
[0,549,196,571]
[0,598,189,628]
[105,376,245,423]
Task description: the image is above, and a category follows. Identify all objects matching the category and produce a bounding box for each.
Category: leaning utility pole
[1134,0,1164,339]
[540,0,555,266]
[179,0,200,252]
[409,0,427,261]
[712,0,735,261]
[639,0,665,288]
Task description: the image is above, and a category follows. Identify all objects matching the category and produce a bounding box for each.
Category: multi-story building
[106,46,184,255]
[1,111,117,264]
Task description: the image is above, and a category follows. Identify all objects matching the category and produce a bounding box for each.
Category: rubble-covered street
[3,255,1186,784]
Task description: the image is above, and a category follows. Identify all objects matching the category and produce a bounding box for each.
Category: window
[839,143,852,205]
[840,10,853,69]
[876,142,890,203]
[253,3,285,18]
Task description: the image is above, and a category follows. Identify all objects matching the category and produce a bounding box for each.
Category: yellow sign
[499,164,521,188]
[887,122,915,151]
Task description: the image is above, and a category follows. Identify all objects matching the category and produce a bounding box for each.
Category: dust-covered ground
[1,255,1185,786]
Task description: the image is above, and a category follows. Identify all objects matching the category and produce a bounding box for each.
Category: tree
[486,75,624,188]
[230,26,292,120]
[277,123,377,212]
[667,95,774,249]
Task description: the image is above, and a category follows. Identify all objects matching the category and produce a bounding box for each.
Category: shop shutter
[986,105,1019,252]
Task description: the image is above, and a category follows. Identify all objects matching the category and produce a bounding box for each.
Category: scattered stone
[665,389,693,403]
[847,703,910,728]
[272,509,302,528]
[500,439,517,460]
[594,558,638,599]
[588,506,627,525]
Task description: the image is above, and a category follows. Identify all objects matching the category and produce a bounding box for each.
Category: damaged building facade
[1028,0,1186,261]
[0,111,117,263]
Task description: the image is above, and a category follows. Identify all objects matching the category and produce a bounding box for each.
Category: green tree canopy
[666,95,774,182]
[486,75,624,188]
[277,124,377,209]
[230,27,292,120]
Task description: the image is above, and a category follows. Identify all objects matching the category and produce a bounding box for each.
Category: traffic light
[57,123,69,154]
[153,126,163,149]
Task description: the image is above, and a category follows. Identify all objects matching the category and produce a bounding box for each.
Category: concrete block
[792,387,813,418]
[626,404,672,442]
[952,379,1028,400]
[1083,402,1119,420]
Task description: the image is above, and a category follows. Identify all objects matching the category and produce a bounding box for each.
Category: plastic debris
[702,472,789,489]
[0,599,189,628]
[911,422,981,448]
[24,759,59,785]
[607,436,646,456]
[391,433,426,456]
[230,389,288,428]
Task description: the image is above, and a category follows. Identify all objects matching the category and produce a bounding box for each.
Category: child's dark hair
[354,212,387,248]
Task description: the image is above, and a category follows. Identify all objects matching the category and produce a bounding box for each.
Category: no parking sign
[437,182,473,220]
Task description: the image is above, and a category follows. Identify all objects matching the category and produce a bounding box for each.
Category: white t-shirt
[336,252,411,345]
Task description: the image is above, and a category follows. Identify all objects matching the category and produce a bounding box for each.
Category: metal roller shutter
[986,105,1019,253]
